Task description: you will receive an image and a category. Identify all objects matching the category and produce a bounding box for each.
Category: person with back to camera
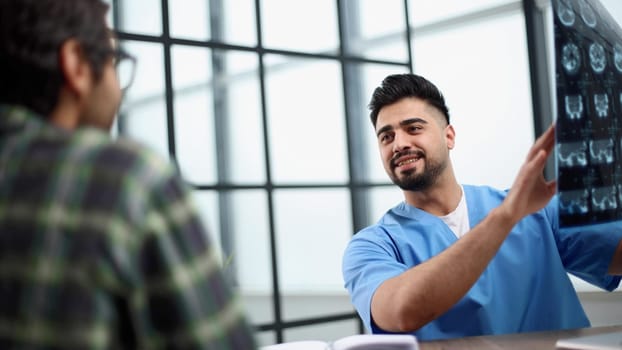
[342,73,622,341]
[0,0,256,348]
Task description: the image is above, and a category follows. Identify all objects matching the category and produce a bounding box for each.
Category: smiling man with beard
[342,73,622,341]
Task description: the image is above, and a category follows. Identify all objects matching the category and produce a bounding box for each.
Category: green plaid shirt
[0,105,256,349]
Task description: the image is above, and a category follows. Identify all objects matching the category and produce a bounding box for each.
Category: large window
[109,0,410,344]
[107,0,606,345]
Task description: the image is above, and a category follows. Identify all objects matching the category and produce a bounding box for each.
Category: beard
[389,153,447,192]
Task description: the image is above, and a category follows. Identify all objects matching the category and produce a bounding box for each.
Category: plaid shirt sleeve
[116,145,257,349]
[0,106,256,349]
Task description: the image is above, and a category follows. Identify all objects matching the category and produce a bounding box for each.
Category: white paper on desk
[556,332,622,350]
[260,334,418,350]
[331,334,418,350]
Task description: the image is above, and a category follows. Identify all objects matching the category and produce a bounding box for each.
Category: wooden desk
[419,325,622,350]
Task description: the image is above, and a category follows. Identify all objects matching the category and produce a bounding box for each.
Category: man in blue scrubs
[342,73,622,341]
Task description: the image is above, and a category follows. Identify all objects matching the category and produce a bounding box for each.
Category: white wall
[412,7,534,190]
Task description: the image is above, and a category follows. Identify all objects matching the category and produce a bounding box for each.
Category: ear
[445,124,456,150]
[58,39,93,99]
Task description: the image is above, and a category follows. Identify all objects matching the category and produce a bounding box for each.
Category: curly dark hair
[368,73,451,127]
[0,0,111,117]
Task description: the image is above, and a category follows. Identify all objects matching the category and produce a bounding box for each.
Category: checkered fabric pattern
[0,105,256,349]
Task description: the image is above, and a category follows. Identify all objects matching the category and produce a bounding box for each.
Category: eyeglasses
[111,49,137,91]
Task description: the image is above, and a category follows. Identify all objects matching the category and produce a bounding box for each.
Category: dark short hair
[368,73,450,127]
[0,0,111,117]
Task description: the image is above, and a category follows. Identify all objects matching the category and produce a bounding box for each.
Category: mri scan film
[554,0,622,227]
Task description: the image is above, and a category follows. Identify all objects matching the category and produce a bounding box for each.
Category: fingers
[546,180,558,195]
[527,124,555,160]
[520,148,552,189]
[533,149,548,167]
[541,124,555,150]
[506,125,557,218]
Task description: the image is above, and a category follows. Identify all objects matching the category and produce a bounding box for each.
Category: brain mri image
[589,138,614,164]
[589,43,607,73]
[594,93,610,118]
[557,0,576,26]
[554,0,622,227]
[558,141,588,167]
[591,186,618,211]
[564,94,584,120]
[615,44,622,73]
[578,0,598,27]
[562,42,582,74]
[560,189,590,215]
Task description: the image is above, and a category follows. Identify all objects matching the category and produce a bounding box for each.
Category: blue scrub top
[342,185,622,341]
